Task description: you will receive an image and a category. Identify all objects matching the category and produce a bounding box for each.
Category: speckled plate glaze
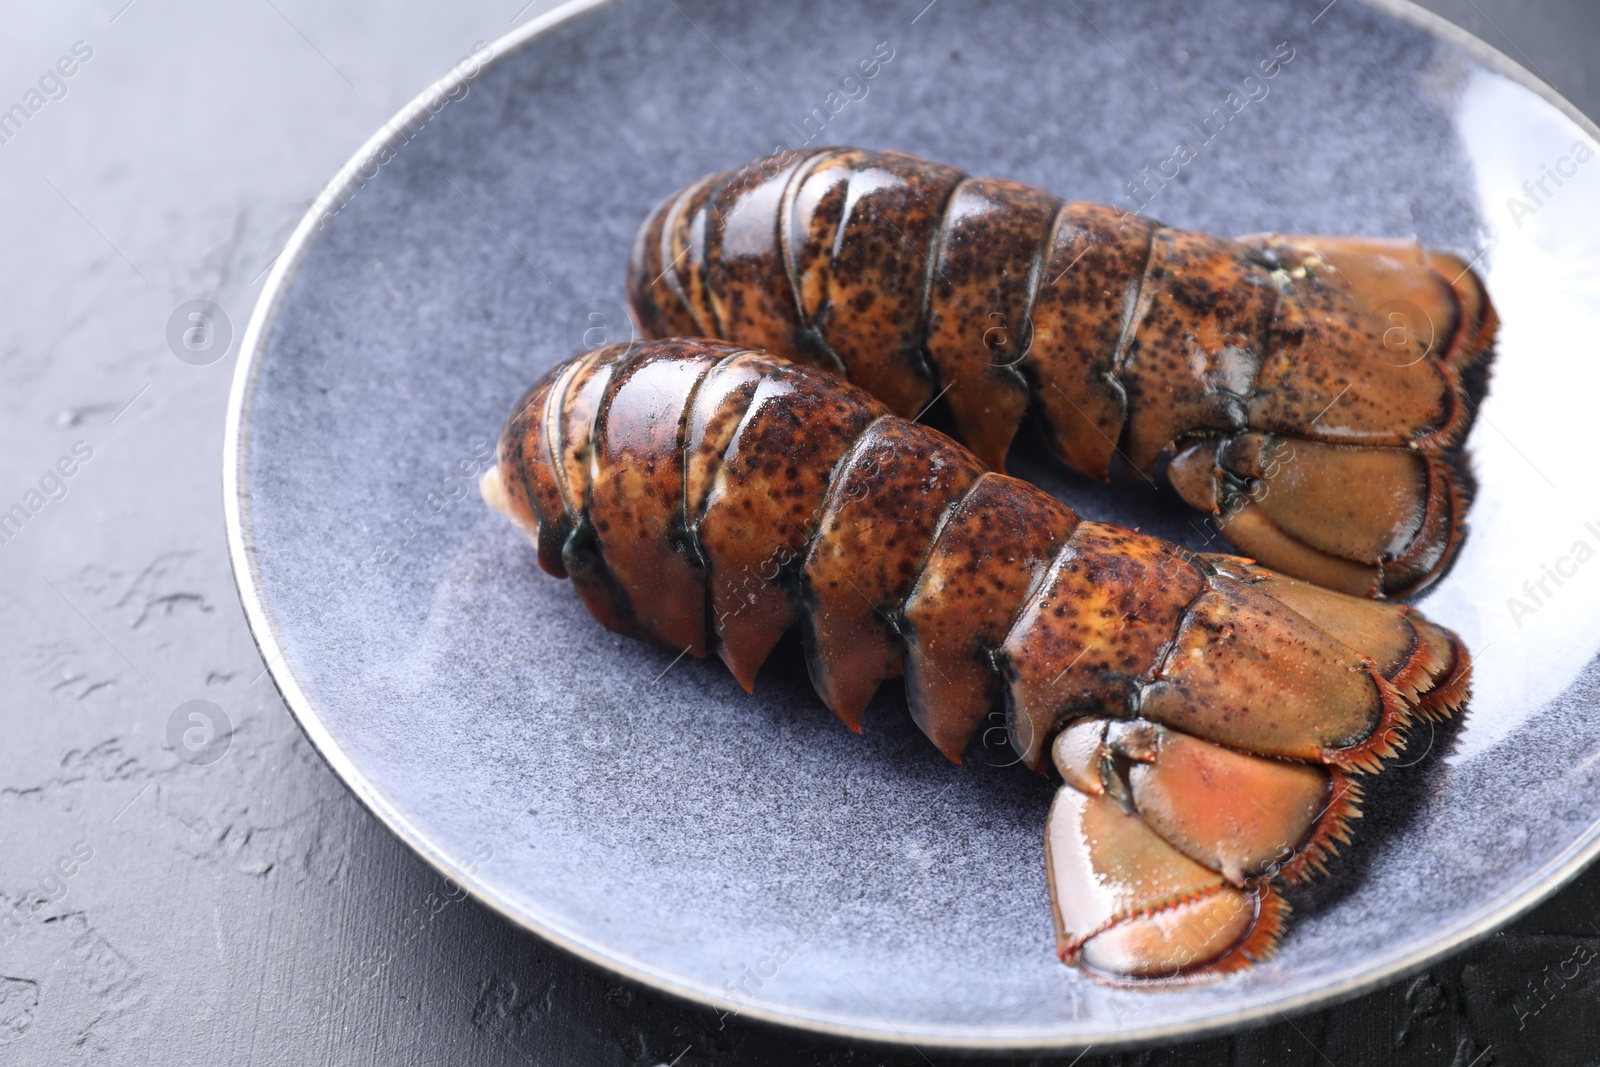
[225,0,1600,1050]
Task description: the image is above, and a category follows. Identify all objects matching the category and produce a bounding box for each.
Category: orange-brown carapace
[629,148,1497,599]
[482,340,1471,984]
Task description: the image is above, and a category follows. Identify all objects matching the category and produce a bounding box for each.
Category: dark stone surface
[1,0,1596,1063]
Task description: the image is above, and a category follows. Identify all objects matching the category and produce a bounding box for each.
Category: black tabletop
[2,1,1595,1063]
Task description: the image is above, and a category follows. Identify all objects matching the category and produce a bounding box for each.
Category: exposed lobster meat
[480,339,1470,984]
[628,147,1498,599]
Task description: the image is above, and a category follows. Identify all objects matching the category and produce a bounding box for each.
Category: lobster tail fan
[1045,784,1288,983]
[1168,432,1467,599]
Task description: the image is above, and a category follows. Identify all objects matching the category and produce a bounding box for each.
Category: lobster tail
[629,148,1497,599]
[484,340,1470,984]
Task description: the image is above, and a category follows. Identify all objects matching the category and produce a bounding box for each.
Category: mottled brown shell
[629,148,1498,599]
[485,339,1471,985]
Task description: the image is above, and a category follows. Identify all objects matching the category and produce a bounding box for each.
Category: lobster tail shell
[629,148,1498,599]
[485,340,1470,984]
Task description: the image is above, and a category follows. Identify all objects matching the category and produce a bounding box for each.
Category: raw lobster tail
[481,340,1470,984]
[628,147,1498,599]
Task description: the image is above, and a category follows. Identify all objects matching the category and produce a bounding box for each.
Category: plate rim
[221,0,1600,1051]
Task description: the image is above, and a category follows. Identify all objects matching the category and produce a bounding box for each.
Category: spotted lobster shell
[481,339,1470,983]
[629,147,1497,599]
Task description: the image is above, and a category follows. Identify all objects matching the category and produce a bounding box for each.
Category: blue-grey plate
[224,0,1600,1050]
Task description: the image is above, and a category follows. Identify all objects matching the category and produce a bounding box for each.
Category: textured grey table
[1,1,1595,1064]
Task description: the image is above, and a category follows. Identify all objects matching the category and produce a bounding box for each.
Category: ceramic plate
[225,0,1600,1050]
